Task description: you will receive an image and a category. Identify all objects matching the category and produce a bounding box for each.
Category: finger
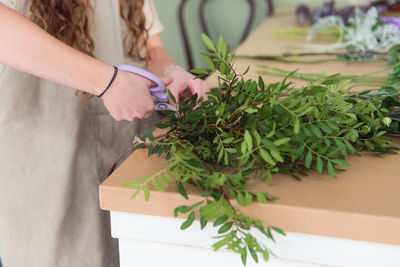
[202,81,209,100]
[126,96,153,120]
[188,80,205,99]
[143,109,154,118]
[141,101,155,118]
[162,76,173,87]
[178,86,192,101]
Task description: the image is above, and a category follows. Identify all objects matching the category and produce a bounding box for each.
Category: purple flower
[381,17,400,31]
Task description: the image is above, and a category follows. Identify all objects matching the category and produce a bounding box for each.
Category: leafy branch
[125,34,399,265]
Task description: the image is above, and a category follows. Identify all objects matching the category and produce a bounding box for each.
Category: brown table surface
[100,8,400,245]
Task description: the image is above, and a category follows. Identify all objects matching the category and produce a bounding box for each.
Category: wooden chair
[178,0,274,69]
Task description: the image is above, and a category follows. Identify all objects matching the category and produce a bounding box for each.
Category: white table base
[110,211,400,267]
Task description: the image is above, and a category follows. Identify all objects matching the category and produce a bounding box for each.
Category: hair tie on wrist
[97,66,118,98]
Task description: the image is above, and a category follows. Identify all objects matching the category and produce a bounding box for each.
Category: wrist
[97,66,119,98]
[88,64,116,96]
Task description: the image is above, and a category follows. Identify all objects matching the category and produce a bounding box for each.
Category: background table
[100,8,400,267]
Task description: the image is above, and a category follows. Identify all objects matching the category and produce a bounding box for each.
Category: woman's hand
[164,65,209,104]
[145,34,209,105]
[101,70,155,121]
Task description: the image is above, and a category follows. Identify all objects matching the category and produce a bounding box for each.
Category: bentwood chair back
[178,0,274,70]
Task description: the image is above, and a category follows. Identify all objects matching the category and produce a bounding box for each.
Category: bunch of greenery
[306,7,400,54]
[245,7,400,64]
[257,61,400,90]
[125,35,399,265]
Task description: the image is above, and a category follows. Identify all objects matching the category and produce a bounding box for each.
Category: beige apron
[0,1,163,266]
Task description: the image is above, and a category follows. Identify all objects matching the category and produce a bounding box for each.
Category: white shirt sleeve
[0,0,16,9]
[143,0,164,36]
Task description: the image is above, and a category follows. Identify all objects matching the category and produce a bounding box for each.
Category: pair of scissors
[117,65,177,112]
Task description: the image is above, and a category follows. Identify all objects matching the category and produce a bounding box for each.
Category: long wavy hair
[29,0,149,98]
[29,0,149,60]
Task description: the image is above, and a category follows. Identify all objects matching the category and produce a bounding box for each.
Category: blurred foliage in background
[153,0,349,69]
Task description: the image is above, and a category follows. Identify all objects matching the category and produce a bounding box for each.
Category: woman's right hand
[101,70,155,121]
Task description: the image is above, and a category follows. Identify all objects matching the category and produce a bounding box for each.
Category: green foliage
[125,35,399,265]
[387,45,400,64]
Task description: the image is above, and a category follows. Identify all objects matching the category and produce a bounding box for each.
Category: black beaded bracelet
[97,66,118,98]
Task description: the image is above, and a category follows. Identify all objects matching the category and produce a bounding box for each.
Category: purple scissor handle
[117,65,176,111]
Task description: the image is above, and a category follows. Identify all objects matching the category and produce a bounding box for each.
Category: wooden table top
[100,8,400,246]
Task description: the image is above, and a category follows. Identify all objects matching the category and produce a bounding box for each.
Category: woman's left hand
[163,65,209,105]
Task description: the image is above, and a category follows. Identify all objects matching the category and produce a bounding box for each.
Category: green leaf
[147,129,154,142]
[191,68,209,75]
[253,130,261,146]
[327,161,336,178]
[201,33,216,51]
[334,138,345,149]
[310,125,323,138]
[266,122,276,138]
[294,118,300,134]
[159,176,168,187]
[387,44,400,64]
[256,192,267,204]
[335,138,347,156]
[241,141,248,154]
[271,226,286,236]
[217,35,224,53]
[204,57,215,71]
[259,149,275,165]
[180,211,195,230]
[319,123,332,134]
[177,182,188,199]
[316,157,323,174]
[273,137,290,147]
[130,188,141,200]
[237,192,246,206]
[244,191,253,205]
[164,172,173,182]
[218,222,233,234]
[331,158,351,166]
[213,215,229,227]
[249,246,258,263]
[270,149,284,163]
[241,248,248,266]
[262,250,270,261]
[305,151,312,168]
[327,122,340,131]
[343,139,356,153]
[244,107,258,114]
[167,90,176,104]
[124,181,141,187]
[213,237,229,250]
[267,169,272,186]
[222,137,235,144]
[261,139,276,150]
[217,148,224,162]
[152,179,164,192]
[244,130,253,151]
[200,216,208,229]
[174,202,201,217]
[215,103,225,116]
[258,76,265,90]
[143,185,150,201]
